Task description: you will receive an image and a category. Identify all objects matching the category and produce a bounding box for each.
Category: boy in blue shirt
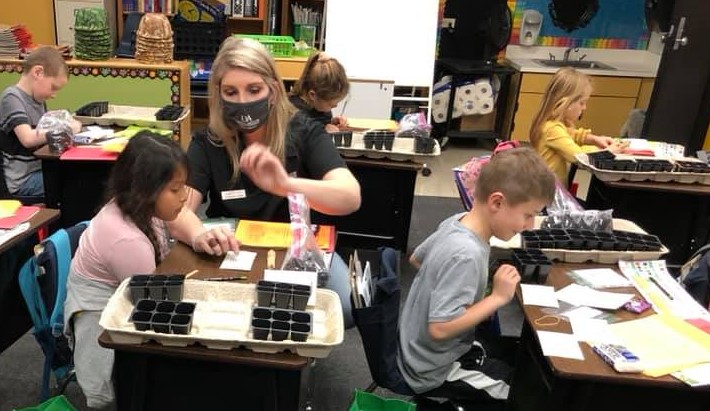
[398,147,556,403]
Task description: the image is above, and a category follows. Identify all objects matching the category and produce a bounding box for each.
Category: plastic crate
[236,34,295,57]
[172,18,226,59]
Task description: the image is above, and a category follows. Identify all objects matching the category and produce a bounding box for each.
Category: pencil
[185,269,199,279]
[201,276,248,281]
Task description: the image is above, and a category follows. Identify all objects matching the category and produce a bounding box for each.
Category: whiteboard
[324,0,439,88]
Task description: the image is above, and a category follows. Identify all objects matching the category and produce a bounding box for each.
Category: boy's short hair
[473,147,556,205]
[21,47,67,77]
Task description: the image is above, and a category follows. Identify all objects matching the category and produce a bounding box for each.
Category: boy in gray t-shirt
[397,147,556,403]
[0,46,78,197]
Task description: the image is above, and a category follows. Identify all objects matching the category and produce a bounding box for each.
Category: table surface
[603,179,710,195]
[0,208,60,254]
[524,262,709,390]
[98,243,309,370]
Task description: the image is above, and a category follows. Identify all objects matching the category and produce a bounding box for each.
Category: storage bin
[236,34,295,57]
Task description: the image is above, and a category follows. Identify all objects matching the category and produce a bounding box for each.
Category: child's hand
[325,124,341,133]
[332,115,348,129]
[608,139,630,154]
[491,264,520,303]
[591,135,616,149]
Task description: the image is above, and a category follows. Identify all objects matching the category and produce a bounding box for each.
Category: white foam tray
[575,153,710,185]
[99,279,344,358]
[75,105,190,131]
[337,132,440,163]
[490,217,670,264]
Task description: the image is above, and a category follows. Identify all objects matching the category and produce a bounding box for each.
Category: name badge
[221,189,247,200]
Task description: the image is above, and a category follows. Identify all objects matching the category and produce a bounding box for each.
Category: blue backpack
[18,222,89,401]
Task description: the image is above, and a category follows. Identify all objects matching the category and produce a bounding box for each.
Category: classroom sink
[534,59,617,70]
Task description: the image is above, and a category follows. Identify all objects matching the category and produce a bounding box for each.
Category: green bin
[13,395,78,411]
[348,390,416,411]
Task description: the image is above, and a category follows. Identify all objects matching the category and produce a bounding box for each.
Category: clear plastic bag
[281,193,329,287]
[540,209,614,232]
[37,110,75,154]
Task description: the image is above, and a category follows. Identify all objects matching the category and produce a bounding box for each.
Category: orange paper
[235,220,335,252]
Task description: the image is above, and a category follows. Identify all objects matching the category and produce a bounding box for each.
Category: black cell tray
[251,306,312,342]
[130,299,196,335]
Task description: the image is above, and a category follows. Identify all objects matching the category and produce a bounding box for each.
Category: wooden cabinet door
[511,92,543,141]
[579,96,638,137]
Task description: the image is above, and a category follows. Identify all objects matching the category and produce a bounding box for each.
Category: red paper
[686,318,710,335]
[60,146,118,161]
[0,205,40,229]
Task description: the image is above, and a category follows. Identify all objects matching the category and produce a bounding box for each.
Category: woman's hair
[290,51,349,103]
[22,46,67,77]
[207,36,295,180]
[529,67,592,147]
[105,131,189,265]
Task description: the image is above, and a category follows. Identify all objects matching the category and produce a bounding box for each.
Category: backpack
[18,222,89,401]
[680,244,710,308]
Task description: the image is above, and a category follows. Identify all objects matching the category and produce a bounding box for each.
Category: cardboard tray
[490,217,670,264]
[337,132,440,163]
[75,105,190,131]
[575,153,710,185]
[99,279,344,358]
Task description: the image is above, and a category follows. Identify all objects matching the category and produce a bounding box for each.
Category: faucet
[562,47,578,63]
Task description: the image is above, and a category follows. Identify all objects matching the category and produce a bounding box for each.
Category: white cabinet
[334,79,394,120]
[54,0,117,49]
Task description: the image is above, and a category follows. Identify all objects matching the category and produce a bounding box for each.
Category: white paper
[537,331,585,360]
[264,269,318,306]
[569,317,620,344]
[0,222,29,247]
[571,268,632,289]
[521,284,560,308]
[556,283,634,310]
[219,250,257,271]
[560,306,604,321]
[672,363,710,387]
[359,261,372,307]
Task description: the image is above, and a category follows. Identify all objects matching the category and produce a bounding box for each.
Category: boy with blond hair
[0,46,79,197]
[397,147,556,403]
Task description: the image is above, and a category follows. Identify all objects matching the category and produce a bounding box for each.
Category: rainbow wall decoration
[509,0,649,50]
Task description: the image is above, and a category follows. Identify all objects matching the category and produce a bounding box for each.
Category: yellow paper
[610,314,710,377]
[0,200,22,218]
[347,118,398,131]
[235,220,335,251]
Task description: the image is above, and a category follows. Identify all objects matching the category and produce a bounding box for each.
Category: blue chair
[18,221,89,401]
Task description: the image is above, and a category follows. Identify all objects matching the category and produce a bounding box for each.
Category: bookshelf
[116,0,268,39]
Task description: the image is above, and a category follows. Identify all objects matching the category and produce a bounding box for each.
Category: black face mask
[222,95,270,131]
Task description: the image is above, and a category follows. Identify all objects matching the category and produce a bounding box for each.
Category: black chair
[352,247,476,411]
[0,155,45,205]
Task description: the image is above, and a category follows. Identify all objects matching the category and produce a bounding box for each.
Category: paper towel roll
[477,96,495,115]
[431,89,450,123]
[473,78,493,99]
[458,97,478,116]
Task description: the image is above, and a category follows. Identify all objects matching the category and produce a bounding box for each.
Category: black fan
[486,2,513,54]
[548,0,599,32]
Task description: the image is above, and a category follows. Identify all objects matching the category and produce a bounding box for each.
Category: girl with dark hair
[63,132,237,409]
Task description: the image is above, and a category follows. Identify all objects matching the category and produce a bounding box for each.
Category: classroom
[1,0,710,410]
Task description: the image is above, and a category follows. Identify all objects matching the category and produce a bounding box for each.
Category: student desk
[98,243,314,411]
[507,263,710,411]
[35,144,421,250]
[0,208,60,353]
[582,175,710,265]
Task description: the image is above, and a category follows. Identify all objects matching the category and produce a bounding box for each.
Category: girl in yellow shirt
[530,67,626,185]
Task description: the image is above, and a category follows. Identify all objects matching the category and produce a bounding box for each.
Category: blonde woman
[168,37,361,327]
[289,51,350,132]
[529,67,627,185]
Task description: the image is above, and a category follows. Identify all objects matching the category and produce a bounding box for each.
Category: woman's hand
[191,226,240,256]
[239,143,291,197]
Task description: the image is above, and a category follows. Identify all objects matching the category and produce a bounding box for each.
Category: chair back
[0,154,44,205]
[353,247,413,395]
[18,221,89,401]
